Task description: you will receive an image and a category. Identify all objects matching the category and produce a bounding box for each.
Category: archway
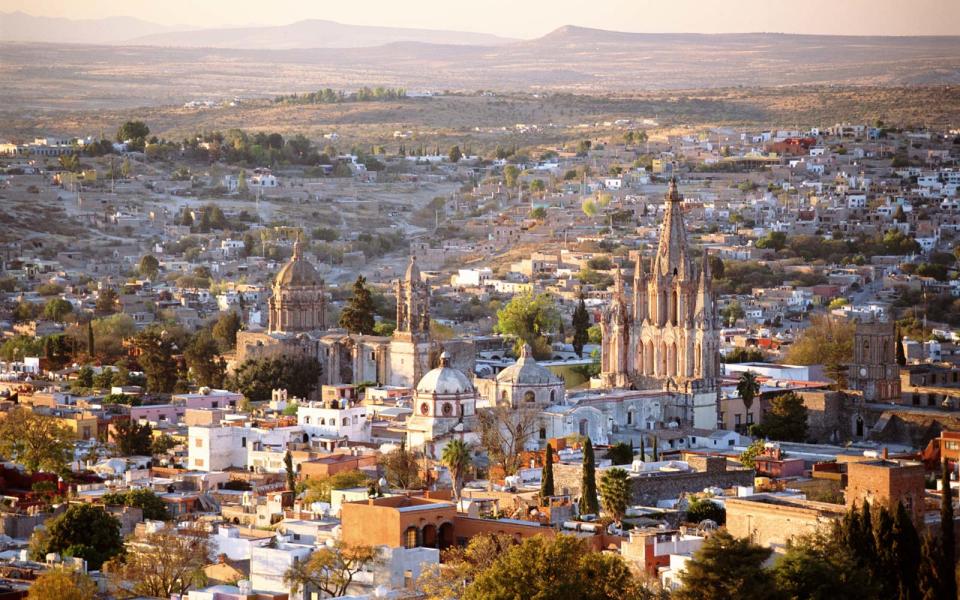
[579,419,589,437]
[422,524,438,548]
[438,522,455,550]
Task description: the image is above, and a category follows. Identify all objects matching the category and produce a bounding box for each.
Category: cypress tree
[338,275,376,335]
[941,459,957,600]
[892,501,922,599]
[918,534,943,600]
[540,443,554,505]
[284,450,296,492]
[896,327,906,366]
[639,436,646,462]
[87,320,95,357]
[579,438,599,515]
[874,506,899,598]
[652,435,659,461]
[571,294,590,358]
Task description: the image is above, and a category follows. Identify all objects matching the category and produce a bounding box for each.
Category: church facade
[235,251,472,393]
[599,179,720,428]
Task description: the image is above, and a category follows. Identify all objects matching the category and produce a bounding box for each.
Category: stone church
[599,179,720,428]
[235,247,472,393]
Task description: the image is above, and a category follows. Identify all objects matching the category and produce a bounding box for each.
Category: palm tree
[737,371,761,418]
[441,439,472,505]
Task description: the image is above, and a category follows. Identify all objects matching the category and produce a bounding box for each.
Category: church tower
[268,238,326,333]
[848,319,900,402]
[389,256,434,387]
[600,268,631,387]
[599,178,719,426]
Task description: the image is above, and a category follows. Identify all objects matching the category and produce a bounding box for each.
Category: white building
[298,401,371,444]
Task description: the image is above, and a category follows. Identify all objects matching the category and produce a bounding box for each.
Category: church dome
[275,240,321,287]
[416,352,473,395]
[497,344,559,385]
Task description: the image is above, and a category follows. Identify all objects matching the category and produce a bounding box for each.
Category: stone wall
[553,462,755,506]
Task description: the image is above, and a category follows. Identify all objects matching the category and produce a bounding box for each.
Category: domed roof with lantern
[416,352,474,396]
[496,343,560,385]
[275,238,322,288]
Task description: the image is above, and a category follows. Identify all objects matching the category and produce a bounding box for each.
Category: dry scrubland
[1,88,958,153]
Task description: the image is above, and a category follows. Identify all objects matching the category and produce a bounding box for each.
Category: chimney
[881,447,889,460]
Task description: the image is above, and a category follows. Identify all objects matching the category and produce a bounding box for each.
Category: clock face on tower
[860,367,868,377]
[420,402,430,415]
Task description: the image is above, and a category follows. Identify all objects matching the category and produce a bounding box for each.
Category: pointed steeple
[405,255,421,283]
[614,266,625,297]
[695,252,714,328]
[653,177,692,280]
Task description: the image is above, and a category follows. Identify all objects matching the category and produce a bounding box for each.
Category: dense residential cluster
[0,115,959,599]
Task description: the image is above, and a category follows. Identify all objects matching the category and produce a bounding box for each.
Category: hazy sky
[4,0,960,38]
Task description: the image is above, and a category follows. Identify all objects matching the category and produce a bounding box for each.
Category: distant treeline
[274,87,407,105]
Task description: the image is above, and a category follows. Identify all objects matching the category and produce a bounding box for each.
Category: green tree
[675,530,776,600]
[87,320,95,357]
[0,408,74,474]
[464,534,646,600]
[571,294,591,358]
[339,276,376,335]
[113,419,153,456]
[116,120,150,145]
[232,356,321,401]
[31,504,123,570]
[441,439,472,504]
[43,297,73,322]
[540,443,555,503]
[102,488,168,520]
[755,231,788,252]
[605,442,633,466]
[940,459,957,599]
[579,438,600,515]
[303,470,370,503]
[184,330,226,388]
[494,292,561,359]
[599,467,631,525]
[786,315,855,388]
[753,392,808,442]
[95,286,118,316]
[503,165,519,188]
[736,371,761,415]
[212,310,243,351]
[104,523,210,598]
[284,450,296,492]
[448,145,463,163]
[721,300,746,327]
[138,254,160,279]
[132,328,179,393]
[738,439,765,470]
[686,497,726,525]
[892,501,922,599]
[773,531,877,600]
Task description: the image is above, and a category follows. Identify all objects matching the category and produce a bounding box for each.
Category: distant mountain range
[0,12,515,48]
[0,11,186,44]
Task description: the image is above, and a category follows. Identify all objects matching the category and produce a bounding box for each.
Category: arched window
[549,390,556,403]
[500,390,508,402]
[342,417,349,426]
[404,527,419,549]
[524,391,536,403]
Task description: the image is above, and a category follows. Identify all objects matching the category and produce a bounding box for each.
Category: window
[747,413,754,424]
[524,391,536,403]
[194,438,203,448]
[735,414,742,425]
[194,458,204,467]
[945,441,959,451]
[212,401,218,409]
[404,527,419,549]
[241,437,247,448]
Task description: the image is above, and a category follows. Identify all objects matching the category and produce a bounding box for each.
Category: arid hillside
[1,29,958,112]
